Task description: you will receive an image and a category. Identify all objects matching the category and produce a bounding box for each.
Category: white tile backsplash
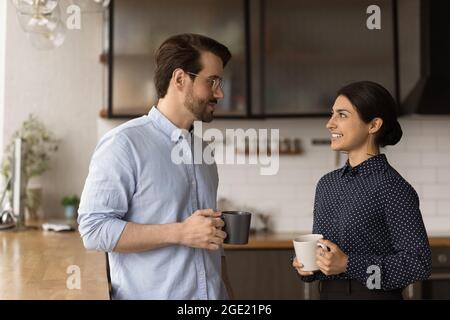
[421,119,450,136]
[403,136,437,151]
[437,168,450,183]
[420,200,437,216]
[406,168,437,184]
[213,117,450,234]
[437,201,450,216]
[437,136,450,151]
[388,151,422,167]
[422,185,450,199]
[422,152,450,167]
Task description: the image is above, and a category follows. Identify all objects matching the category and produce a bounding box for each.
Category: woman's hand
[316,239,348,276]
[292,257,315,276]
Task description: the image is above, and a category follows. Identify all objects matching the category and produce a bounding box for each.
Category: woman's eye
[339,113,347,118]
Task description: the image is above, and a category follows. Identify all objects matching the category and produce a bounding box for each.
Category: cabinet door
[110,0,248,117]
[225,249,319,299]
[262,0,396,116]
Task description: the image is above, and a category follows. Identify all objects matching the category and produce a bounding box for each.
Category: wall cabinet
[106,0,397,118]
[107,0,248,118]
[261,0,397,116]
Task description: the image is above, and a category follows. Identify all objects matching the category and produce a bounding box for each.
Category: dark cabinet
[261,0,397,116]
[108,0,248,117]
[105,0,398,118]
[225,249,319,299]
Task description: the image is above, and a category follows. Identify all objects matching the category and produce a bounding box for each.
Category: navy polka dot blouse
[301,154,432,290]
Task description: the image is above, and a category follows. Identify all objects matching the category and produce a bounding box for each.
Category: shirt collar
[148,106,192,143]
[340,153,388,177]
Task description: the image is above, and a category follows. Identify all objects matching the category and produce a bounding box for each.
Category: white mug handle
[317,242,329,251]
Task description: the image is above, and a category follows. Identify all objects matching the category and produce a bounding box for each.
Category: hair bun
[381,121,402,147]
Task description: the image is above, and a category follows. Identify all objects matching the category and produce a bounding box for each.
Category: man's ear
[172,68,186,89]
[369,117,383,134]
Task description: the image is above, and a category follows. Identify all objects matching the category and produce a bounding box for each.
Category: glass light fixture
[27,20,66,49]
[16,5,60,34]
[92,0,110,7]
[11,0,58,15]
[65,0,110,12]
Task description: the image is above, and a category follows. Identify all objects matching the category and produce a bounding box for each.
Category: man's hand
[179,209,226,250]
[316,239,348,276]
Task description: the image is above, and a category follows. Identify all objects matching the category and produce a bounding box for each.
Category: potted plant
[61,195,80,220]
[1,114,58,220]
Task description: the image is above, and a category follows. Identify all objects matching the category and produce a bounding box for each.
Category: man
[78,34,233,300]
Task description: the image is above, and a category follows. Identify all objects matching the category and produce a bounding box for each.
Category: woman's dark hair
[154,33,232,99]
[337,81,402,147]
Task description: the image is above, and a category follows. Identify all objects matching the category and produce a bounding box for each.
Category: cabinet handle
[437,254,448,264]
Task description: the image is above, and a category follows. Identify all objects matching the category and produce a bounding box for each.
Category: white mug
[292,234,327,272]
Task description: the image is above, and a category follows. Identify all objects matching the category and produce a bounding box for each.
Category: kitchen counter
[1,227,448,300]
[224,232,450,249]
[0,227,110,300]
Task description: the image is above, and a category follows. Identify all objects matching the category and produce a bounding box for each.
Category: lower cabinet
[225,249,319,300]
[225,248,449,300]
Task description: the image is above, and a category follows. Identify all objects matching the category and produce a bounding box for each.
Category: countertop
[0,227,110,300]
[223,232,450,249]
[1,227,449,300]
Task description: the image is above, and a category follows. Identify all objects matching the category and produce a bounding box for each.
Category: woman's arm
[345,178,432,290]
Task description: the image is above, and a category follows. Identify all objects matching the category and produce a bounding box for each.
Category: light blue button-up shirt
[78,107,227,300]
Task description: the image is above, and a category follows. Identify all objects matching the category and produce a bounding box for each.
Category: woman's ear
[369,117,383,134]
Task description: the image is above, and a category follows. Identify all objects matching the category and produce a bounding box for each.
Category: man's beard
[184,90,216,123]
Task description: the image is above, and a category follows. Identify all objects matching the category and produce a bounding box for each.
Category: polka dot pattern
[301,154,432,290]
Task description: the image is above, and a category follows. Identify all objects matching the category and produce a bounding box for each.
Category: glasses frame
[186,72,224,92]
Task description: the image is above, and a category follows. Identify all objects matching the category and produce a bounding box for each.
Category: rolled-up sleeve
[78,133,136,252]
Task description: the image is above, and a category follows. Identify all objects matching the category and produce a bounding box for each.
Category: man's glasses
[187,72,224,92]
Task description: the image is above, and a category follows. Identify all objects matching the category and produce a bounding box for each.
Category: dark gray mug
[221,211,252,244]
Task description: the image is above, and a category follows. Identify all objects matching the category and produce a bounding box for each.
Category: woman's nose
[326,117,335,130]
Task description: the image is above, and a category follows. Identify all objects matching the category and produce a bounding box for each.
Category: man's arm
[221,256,235,300]
[113,209,226,253]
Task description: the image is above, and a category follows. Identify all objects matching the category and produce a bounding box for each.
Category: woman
[292,81,432,300]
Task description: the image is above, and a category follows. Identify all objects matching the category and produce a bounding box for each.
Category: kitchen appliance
[402,0,450,114]
[0,178,15,230]
[404,247,450,299]
[12,138,27,228]
[0,138,27,230]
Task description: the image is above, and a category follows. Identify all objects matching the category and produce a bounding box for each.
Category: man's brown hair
[154,33,232,98]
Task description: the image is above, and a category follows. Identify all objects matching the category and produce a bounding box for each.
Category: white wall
[0,0,7,167]
[213,117,450,235]
[99,116,450,236]
[3,2,103,218]
[5,0,450,235]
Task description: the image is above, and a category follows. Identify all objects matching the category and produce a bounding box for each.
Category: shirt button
[192,181,196,186]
